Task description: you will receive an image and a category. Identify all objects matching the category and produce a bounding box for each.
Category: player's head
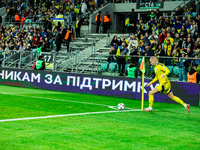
[150,56,158,66]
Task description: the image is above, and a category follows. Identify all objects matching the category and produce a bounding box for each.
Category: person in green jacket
[34,55,46,70]
[126,62,138,78]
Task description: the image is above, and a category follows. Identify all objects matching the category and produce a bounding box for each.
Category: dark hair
[38,55,43,60]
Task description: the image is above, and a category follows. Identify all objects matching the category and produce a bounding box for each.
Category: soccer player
[144,56,190,113]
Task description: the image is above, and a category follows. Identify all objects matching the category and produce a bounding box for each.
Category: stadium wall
[0,67,199,106]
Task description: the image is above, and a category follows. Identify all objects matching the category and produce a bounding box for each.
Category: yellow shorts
[156,83,172,95]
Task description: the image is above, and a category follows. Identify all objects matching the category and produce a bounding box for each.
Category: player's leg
[143,87,160,112]
[167,92,190,113]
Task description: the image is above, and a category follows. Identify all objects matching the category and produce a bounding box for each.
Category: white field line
[0,92,135,110]
[0,92,112,107]
[0,109,141,122]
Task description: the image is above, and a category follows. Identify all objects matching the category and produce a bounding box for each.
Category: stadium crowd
[107,4,200,83]
[0,0,107,62]
[0,0,199,83]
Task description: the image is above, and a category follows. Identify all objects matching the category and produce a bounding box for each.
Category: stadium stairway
[55,33,128,75]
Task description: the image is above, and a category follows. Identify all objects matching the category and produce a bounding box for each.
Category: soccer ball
[117,103,125,110]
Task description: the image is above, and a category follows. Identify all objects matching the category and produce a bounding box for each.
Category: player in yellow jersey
[143,56,190,113]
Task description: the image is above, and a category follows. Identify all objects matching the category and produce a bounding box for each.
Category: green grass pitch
[0,84,199,150]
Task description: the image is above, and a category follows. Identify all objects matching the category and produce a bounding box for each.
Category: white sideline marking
[0,109,141,122]
[0,92,135,110]
[0,92,111,107]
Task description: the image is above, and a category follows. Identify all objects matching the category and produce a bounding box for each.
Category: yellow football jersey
[150,63,170,85]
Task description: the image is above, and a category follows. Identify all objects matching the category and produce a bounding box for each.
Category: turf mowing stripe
[0,92,112,107]
[0,109,141,122]
[0,92,135,110]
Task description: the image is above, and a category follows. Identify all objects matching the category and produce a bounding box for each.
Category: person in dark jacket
[76,17,82,38]
[129,9,138,34]
[95,11,102,33]
[103,12,111,33]
[55,30,62,52]
[34,55,46,70]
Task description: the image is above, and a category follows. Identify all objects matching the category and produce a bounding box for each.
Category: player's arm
[161,65,170,78]
[147,76,158,86]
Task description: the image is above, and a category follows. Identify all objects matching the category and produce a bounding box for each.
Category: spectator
[129,9,138,34]
[34,55,46,71]
[158,28,167,44]
[103,12,111,33]
[76,17,82,38]
[55,29,63,52]
[174,6,184,16]
[125,62,138,78]
[128,34,138,50]
[32,38,39,48]
[110,35,119,46]
[196,0,200,15]
[116,42,128,76]
[64,28,73,52]
[145,44,154,76]
[95,11,102,33]
[129,46,138,64]
[187,64,200,83]
[155,9,162,20]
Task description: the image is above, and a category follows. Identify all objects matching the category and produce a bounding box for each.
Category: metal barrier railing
[97,54,200,80]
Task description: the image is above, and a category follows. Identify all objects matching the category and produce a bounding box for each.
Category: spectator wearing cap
[95,11,102,33]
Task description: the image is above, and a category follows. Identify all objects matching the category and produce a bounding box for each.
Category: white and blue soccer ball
[117,103,125,110]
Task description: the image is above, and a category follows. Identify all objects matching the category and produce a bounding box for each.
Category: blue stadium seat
[125,63,130,71]
[151,66,154,74]
[166,66,173,74]
[101,62,109,71]
[109,62,117,72]
[173,66,179,76]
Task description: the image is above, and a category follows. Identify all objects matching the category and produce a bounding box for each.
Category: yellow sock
[149,95,154,107]
[172,96,185,106]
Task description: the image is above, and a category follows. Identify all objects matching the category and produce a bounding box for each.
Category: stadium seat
[109,62,117,72]
[173,66,179,76]
[125,63,130,71]
[192,12,197,19]
[166,66,173,74]
[100,62,109,71]
[150,66,154,74]
[138,58,142,65]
